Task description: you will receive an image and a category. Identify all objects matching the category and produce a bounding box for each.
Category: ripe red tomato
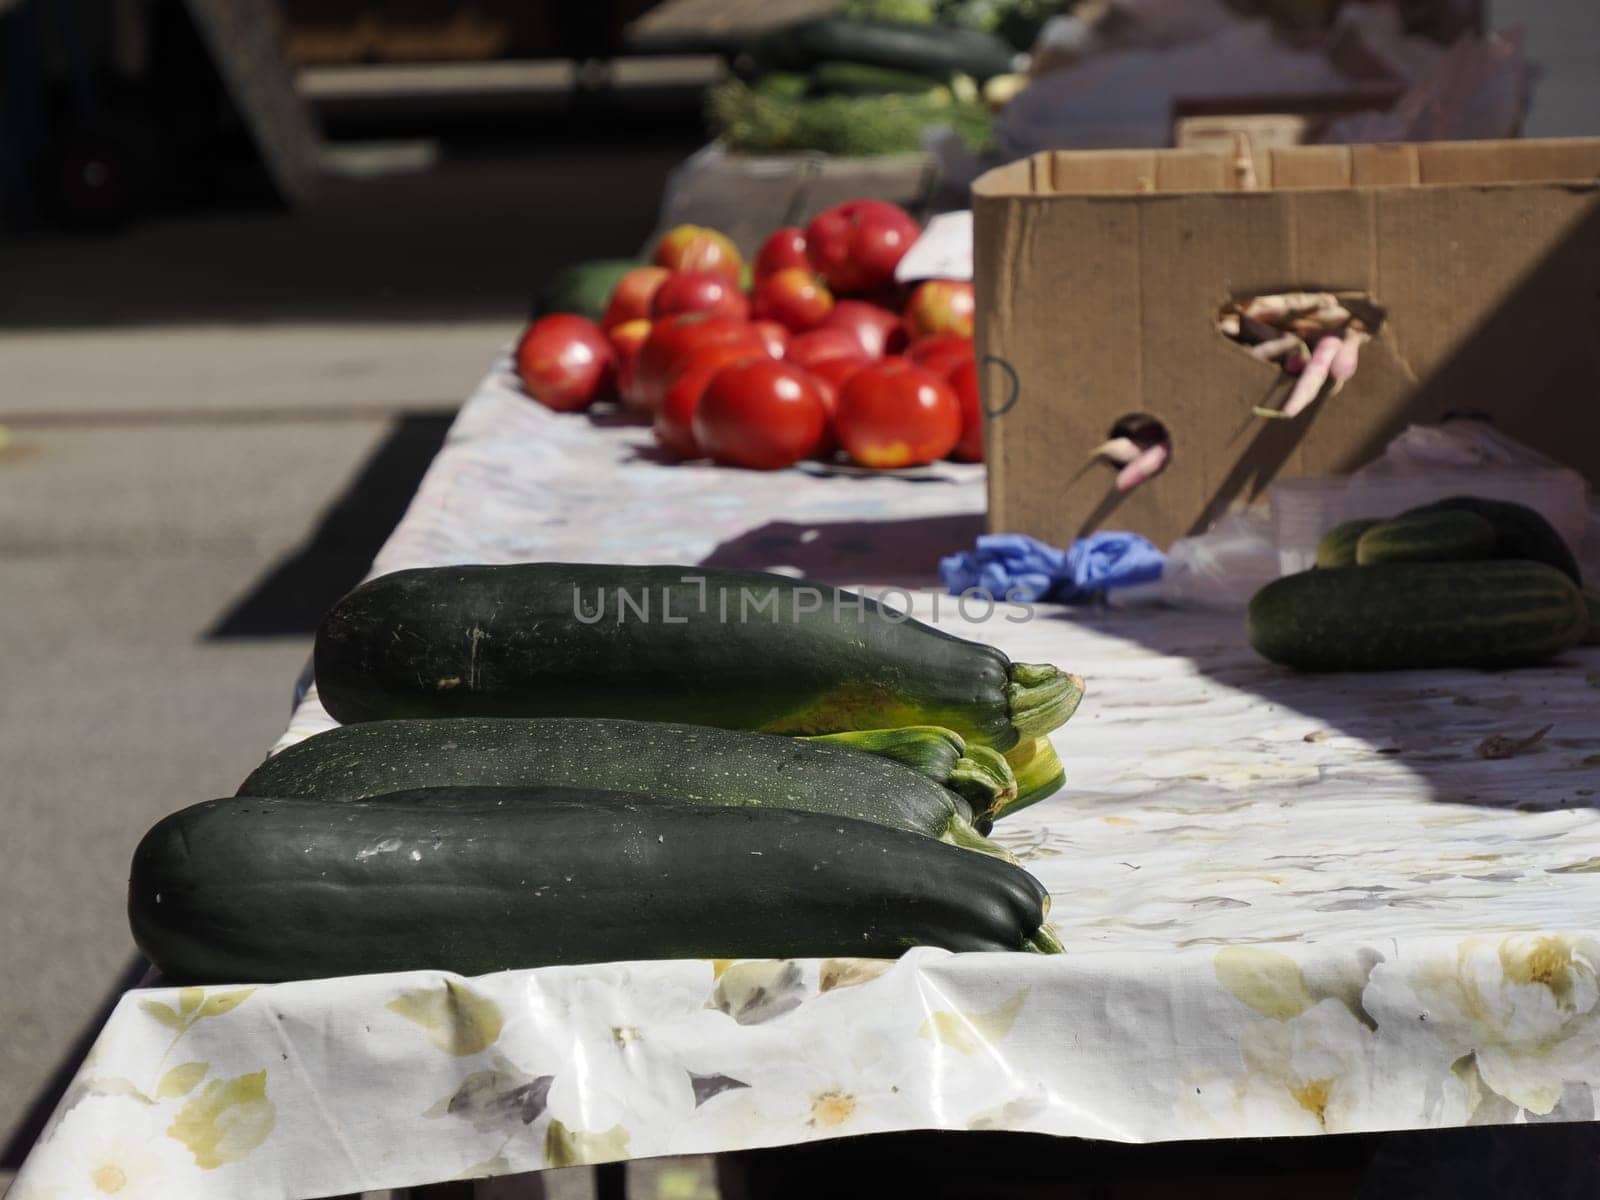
[805,200,921,295]
[805,353,870,411]
[654,344,766,460]
[946,357,984,462]
[600,266,671,330]
[835,358,961,468]
[906,332,974,377]
[822,300,907,358]
[693,360,828,470]
[903,279,976,339]
[514,315,616,413]
[752,268,834,333]
[802,354,869,461]
[608,318,653,407]
[750,320,789,359]
[651,272,750,322]
[753,226,809,283]
[786,327,869,372]
[654,224,742,284]
[627,314,765,414]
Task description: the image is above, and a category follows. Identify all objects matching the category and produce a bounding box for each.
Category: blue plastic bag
[939,532,1164,604]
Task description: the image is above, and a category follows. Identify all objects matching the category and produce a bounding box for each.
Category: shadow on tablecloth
[698,513,984,590]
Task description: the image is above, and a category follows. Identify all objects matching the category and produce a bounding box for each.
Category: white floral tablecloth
[14,357,1600,1199]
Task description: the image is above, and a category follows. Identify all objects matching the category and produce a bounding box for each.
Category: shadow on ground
[207,411,454,637]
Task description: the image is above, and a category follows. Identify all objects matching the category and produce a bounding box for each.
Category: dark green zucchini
[1315,519,1381,568]
[1402,497,1580,582]
[313,563,1083,751]
[129,788,1059,982]
[1355,509,1497,566]
[239,717,1008,857]
[1247,560,1586,672]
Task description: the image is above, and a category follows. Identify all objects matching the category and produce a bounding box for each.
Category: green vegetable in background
[939,0,1066,48]
[709,79,992,157]
[1315,518,1381,568]
[1355,510,1498,566]
[753,71,810,100]
[534,259,639,323]
[841,0,1066,48]
[842,0,940,23]
[749,17,1016,83]
[1247,560,1587,672]
[1401,496,1582,583]
[810,61,950,96]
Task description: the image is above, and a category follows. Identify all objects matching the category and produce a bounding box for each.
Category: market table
[13,353,1600,1200]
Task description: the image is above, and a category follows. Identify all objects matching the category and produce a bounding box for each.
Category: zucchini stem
[1007,664,1085,742]
[945,744,1019,814]
[993,737,1066,821]
[1025,924,1065,955]
[943,816,1019,865]
[804,725,1019,816]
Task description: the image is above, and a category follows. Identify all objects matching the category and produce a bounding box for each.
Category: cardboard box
[971,138,1600,548]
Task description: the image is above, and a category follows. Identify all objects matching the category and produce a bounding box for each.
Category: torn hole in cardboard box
[1217,290,1389,421]
[1060,414,1175,539]
[1089,414,1173,492]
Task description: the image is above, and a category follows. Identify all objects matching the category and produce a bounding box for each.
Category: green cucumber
[752,71,809,100]
[1247,560,1586,672]
[1402,497,1580,583]
[239,717,1008,858]
[708,79,991,157]
[1355,510,1497,566]
[313,563,1083,751]
[841,0,938,24]
[751,17,1016,82]
[802,725,1017,814]
[809,61,945,96]
[129,788,1058,982]
[534,259,639,323]
[1315,519,1381,568]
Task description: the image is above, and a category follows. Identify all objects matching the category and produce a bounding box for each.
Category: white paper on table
[896,210,973,283]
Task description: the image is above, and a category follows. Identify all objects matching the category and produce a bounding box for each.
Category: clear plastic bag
[1155,510,1281,612]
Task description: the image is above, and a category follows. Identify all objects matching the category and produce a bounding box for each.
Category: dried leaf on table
[1476,724,1553,761]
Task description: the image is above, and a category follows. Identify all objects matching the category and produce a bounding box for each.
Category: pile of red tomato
[513,199,983,471]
